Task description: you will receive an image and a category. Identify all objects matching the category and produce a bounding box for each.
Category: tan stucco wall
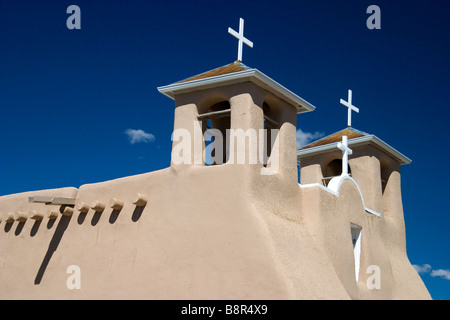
[0,162,430,299]
[300,178,429,299]
[1,166,292,299]
[299,146,430,299]
[299,145,404,216]
[0,82,430,299]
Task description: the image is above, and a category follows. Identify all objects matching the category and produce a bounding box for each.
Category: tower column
[348,154,383,214]
[382,162,407,247]
[277,103,298,178]
[228,87,264,166]
[171,101,200,167]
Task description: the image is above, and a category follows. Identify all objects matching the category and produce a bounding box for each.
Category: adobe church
[0,19,430,299]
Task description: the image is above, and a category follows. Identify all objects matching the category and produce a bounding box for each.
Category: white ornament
[340,89,359,127]
[228,18,253,62]
[337,135,352,175]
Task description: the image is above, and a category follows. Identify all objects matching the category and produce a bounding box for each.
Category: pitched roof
[177,61,251,83]
[297,127,411,165]
[300,127,366,150]
[157,61,315,114]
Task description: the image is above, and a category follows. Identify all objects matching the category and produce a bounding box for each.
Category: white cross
[228,18,253,62]
[340,89,359,127]
[337,135,352,175]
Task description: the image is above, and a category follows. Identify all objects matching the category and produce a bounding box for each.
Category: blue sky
[0,0,449,299]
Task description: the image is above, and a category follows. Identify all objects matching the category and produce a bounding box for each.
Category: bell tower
[157,17,315,179]
[297,127,411,217]
[157,61,315,180]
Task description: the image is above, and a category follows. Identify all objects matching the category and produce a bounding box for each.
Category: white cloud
[431,269,450,280]
[296,128,325,149]
[413,264,432,274]
[125,129,155,144]
[413,264,450,280]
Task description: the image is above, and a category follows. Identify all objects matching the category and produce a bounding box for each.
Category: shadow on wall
[132,205,145,222]
[30,220,42,237]
[109,209,121,224]
[35,202,146,284]
[3,197,148,235]
[1,196,149,285]
[34,214,72,284]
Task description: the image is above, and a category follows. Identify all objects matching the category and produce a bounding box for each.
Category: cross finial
[340,89,359,127]
[337,135,352,176]
[228,18,253,62]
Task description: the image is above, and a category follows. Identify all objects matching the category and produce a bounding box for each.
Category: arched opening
[198,100,231,165]
[380,160,390,195]
[350,223,362,282]
[322,159,351,186]
[326,159,343,177]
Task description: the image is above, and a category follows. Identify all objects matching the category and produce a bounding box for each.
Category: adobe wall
[299,178,430,299]
[0,81,430,299]
[299,141,430,299]
[299,144,405,217]
[0,166,278,299]
[0,160,431,299]
[0,158,343,299]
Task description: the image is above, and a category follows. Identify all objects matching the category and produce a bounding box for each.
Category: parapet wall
[0,165,312,299]
[0,164,431,299]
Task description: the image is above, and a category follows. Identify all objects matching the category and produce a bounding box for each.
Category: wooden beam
[264,114,279,127]
[28,196,76,205]
[197,109,231,120]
